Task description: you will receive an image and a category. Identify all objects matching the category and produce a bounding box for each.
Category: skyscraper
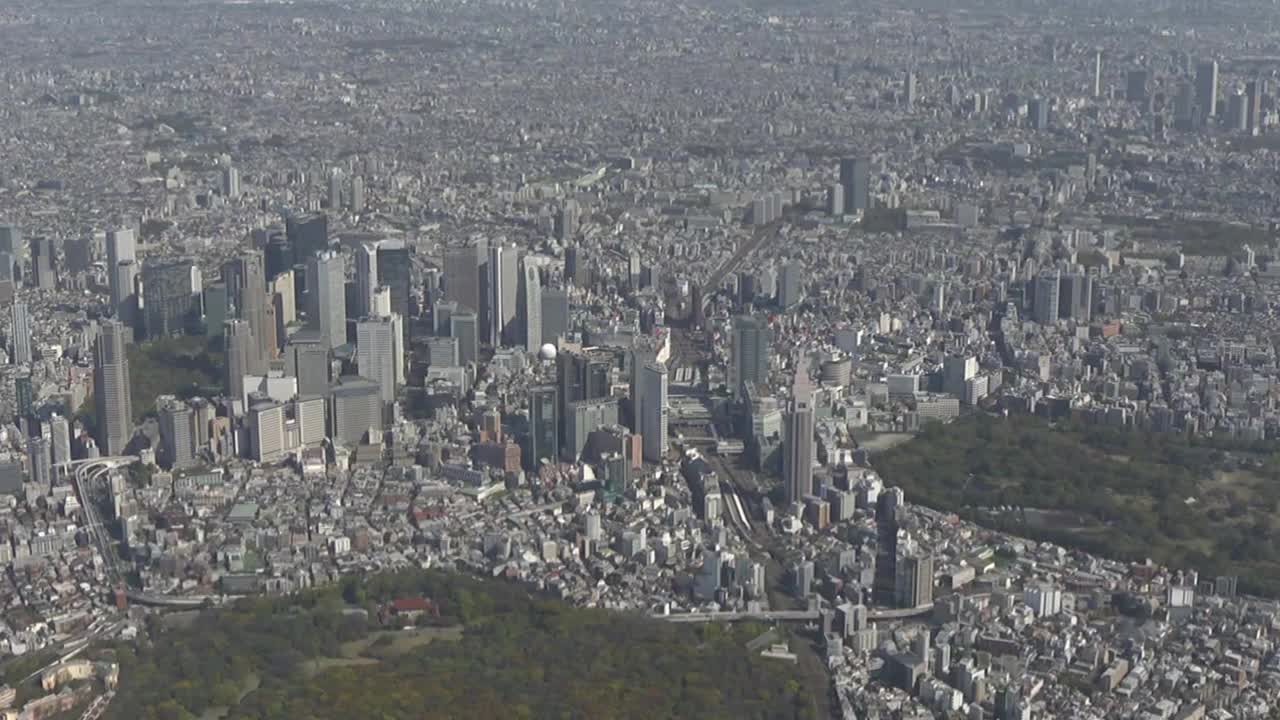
[783,369,815,506]
[29,236,57,290]
[222,252,271,367]
[224,319,256,406]
[444,244,482,315]
[158,397,197,470]
[555,200,580,241]
[356,242,379,320]
[1092,49,1103,98]
[285,329,331,397]
[27,436,51,485]
[1127,69,1150,104]
[0,225,20,257]
[896,553,935,609]
[376,240,412,322]
[1247,79,1266,132]
[329,375,383,446]
[106,228,136,304]
[540,287,568,345]
[1033,270,1061,326]
[527,385,558,470]
[113,260,140,335]
[285,213,328,266]
[731,316,771,398]
[143,258,197,338]
[487,244,518,346]
[327,169,343,210]
[349,175,365,212]
[48,414,71,466]
[451,310,478,365]
[94,320,133,456]
[221,166,241,197]
[779,262,804,308]
[356,316,398,407]
[904,71,917,109]
[839,157,871,213]
[519,259,542,352]
[1196,60,1219,119]
[638,363,669,462]
[306,250,346,349]
[10,301,30,365]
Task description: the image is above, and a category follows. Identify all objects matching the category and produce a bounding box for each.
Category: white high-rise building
[356,242,380,320]
[639,362,669,462]
[488,244,518,346]
[306,250,346,349]
[357,316,399,406]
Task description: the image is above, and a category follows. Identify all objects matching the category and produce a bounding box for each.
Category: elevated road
[655,603,933,624]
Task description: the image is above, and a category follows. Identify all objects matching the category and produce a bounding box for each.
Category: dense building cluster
[0,0,1278,717]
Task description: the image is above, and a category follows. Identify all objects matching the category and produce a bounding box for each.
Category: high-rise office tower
[143,258,197,338]
[248,400,286,463]
[827,183,845,217]
[221,166,240,197]
[14,374,32,423]
[1028,97,1049,130]
[896,553,935,609]
[839,157,871,212]
[306,250,346,349]
[113,260,140,336]
[356,316,398,406]
[555,200,580,241]
[264,228,291,281]
[638,363,669,462]
[10,302,30,365]
[224,319,256,406]
[1173,82,1196,130]
[26,436,51,486]
[222,252,271,368]
[1229,93,1249,131]
[349,175,365,212]
[1247,79,1266,132]
[487,244,518,346]
[779,262,804,308]
[327,169,343,210]
[519,259,542,352]
[329,375,383,447]
[1033,270,1061,325]
[1196,60,1218,119]
[356,242,379,320]
[0,252,15,303]
[376,240,412,322]
[540,287,568,345]
[783,369,815,506]
[1059,272,1093,323]
[48,414,71,466]
[444,244,482,315]
[0,225,20,257]
[29,237,57,290]
[427,336,459,368]
[1092,50,1103,98]
[371,286,405,385]
[1126,69,1150,104]
[106,227,136,301]
[564,245,589,288]
[904,71,917,109]
[730,315,772,398]
[64,235,93,275]
[285,329,330,397]
[285,213,328,266]
[451,311,478,365]
[527,385,558,470]
[94,320,134,456]
[158,397,197,470]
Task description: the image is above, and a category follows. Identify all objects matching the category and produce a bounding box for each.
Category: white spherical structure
[539,343,558,361]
